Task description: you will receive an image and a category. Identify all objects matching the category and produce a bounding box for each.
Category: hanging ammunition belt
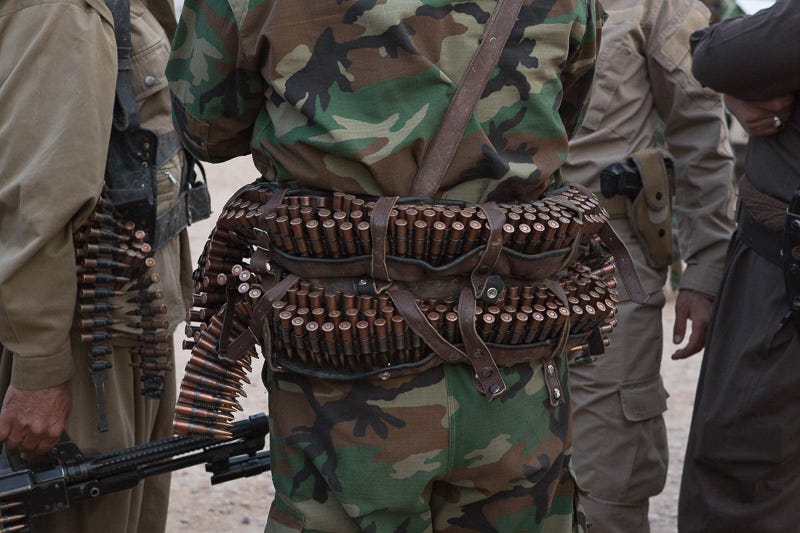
[75,186,172,432]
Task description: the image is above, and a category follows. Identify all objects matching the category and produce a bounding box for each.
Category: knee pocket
[618,375,669,501]
[266,498,306,532]
[264,497,305,533]
[619,374,668,423]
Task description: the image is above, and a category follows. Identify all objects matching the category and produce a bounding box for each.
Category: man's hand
[671,289,714,360]
[724,94,794,137]
[0,383,71,456]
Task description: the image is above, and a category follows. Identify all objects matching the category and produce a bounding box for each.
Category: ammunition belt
[172,180,632,439]
[213,184,607,285]
[75,186,172,432]
[263,271,617,380]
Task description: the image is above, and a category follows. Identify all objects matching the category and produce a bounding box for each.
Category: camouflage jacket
[168,0,603,204]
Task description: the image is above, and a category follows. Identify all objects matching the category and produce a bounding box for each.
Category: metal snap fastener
[379,371,390,381]
[144,75,157,87]
[553,388,562,399]
[489,384,502,395]
[547,364,555,375]
[486,287,499,300]
[481,367,493,378]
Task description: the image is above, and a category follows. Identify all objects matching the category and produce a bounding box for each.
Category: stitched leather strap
[471,202,506,300]
[370,196,398,282]
[410,0,525,198]
[457,287,507,400]
[598,222,647,304]
[219,273,299,363]
[387,287,466,364]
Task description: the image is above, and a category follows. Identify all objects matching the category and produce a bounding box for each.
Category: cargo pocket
[618,375,669,500]
[619,374,668,422]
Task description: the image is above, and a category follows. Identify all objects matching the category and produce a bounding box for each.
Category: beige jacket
[0,0,190,389]
[563,0,735,296]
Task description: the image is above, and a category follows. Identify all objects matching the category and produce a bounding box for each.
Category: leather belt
[738,205,782,268]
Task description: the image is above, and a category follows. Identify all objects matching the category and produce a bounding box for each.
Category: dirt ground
[165,157,704,533]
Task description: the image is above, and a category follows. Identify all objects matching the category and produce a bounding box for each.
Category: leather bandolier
[171,0,645,440]
[74,0,211,431]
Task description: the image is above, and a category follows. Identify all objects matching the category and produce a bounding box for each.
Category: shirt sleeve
[559,0,605,138]
[646,0,735,297]
[690,0,800,99]
[167,0,265,163]
[0,0,116,389]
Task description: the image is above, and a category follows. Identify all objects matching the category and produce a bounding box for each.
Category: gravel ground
[165,157,704,532]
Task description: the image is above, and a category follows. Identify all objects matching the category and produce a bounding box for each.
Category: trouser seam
[445,369,455,474]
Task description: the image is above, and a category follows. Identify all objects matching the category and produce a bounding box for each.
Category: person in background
[700,0,744,23]
[562,0,735,530]
[0,0,206,531]
[167,1,603,530]
[679,1,799,530]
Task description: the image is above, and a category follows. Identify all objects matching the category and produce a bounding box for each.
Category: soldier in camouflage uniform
[168,1,603,530]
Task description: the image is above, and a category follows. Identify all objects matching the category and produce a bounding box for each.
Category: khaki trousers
[0,331,176,533]
[570,294,669,533]
[569,218,670,533]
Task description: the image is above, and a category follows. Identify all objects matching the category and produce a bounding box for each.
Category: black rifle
[0,413,270,531]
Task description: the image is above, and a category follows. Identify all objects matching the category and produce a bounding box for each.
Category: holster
[627,149,675,269]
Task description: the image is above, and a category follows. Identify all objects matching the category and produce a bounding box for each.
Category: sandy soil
[165,157,703,532]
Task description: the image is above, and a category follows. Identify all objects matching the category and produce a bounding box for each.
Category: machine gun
[0,413,270,531]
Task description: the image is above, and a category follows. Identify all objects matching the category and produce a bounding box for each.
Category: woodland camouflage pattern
[266,360,584,532]
[168,0,602,204]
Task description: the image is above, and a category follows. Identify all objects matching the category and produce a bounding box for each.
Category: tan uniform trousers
[569,219,670,533]
[0,332,176,533]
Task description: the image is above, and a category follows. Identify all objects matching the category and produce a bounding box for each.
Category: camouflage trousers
[264,356,586,532]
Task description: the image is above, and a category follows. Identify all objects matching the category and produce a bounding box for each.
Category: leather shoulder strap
[409,0,525,198]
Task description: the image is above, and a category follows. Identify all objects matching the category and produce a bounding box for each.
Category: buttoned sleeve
[167,0,265,163]
[0,0,116,389]
[645,0,735,297]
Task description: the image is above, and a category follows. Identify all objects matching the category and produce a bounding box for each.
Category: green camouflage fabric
[167,0,603,204]
[699,0,745,23]
[266,359,585,532]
